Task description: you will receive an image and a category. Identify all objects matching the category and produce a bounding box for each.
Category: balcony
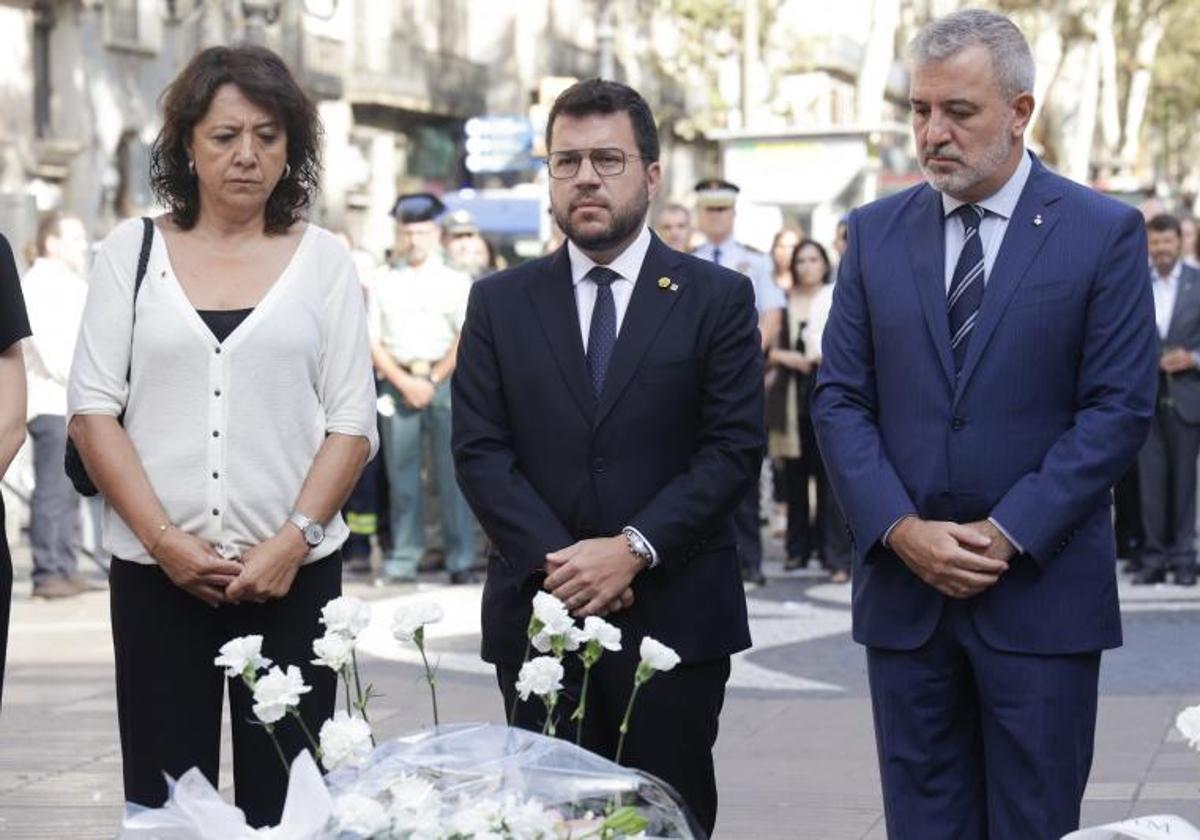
[348,34,487,119]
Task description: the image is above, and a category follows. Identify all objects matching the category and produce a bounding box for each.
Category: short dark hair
[790,239,833,286]
[150,45,322,235]
[1148,213,1182,236]
[545,78,660,163]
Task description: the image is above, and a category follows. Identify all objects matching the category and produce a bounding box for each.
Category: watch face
[303,523,324,546]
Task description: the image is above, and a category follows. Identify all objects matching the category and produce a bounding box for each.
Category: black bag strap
[124,217,154,385]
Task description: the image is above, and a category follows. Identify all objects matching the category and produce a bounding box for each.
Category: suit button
[592,457,606,473]
[951,417,966,431]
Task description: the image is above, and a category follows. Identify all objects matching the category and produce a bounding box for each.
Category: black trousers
[1138,401,1200,573]
[497,652,729,838]
[1112,466,1144,562]
[782,417,851,571]
[110,555,341,827]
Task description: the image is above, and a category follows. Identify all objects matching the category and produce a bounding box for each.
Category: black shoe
[1175,569,1198,587]
[449,570,480,585]
[1131,568,1167,585]
[741,569,767,587]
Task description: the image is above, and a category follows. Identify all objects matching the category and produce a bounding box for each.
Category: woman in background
[767,239,850,583]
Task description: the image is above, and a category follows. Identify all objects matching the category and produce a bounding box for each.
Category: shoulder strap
[124,217,154,386]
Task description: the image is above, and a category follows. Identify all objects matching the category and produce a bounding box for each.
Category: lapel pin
[670,283,679,292]
[1033,214,1043,226]
[657,276,672,289]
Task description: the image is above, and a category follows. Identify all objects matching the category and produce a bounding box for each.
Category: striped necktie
[947,204,985,372]
[586,266,619,397]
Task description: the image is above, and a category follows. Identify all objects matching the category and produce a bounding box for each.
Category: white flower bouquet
[119,593,698,839]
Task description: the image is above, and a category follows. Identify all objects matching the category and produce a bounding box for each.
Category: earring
[187,158,195,175]
[283,163,292,179]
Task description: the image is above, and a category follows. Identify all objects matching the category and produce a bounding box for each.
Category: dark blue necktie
[947,204,986,372]
[586,266,619,397]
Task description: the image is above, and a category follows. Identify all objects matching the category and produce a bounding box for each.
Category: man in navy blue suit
[812,9,1157,839]
[452,79,762,836]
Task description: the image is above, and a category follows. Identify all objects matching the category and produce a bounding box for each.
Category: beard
[920,129,1014,199]
[552,184,649,253]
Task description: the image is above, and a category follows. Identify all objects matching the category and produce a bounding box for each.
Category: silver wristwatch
[622,526,655,568]
[288,511,325,548]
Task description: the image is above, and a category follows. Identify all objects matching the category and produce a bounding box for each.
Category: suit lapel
[953,158,1063,403]
[1166,265,1199,346]
[594,234,685,427]
[525,246,596,422]
[907,186,956,387]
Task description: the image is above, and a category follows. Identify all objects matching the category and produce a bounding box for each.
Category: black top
[0,234,31,352]
[196,308,253,343]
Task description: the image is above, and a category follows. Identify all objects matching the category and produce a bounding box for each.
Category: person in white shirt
[67,45,377,827]
[369,193,477,584]
[22,213,103,599]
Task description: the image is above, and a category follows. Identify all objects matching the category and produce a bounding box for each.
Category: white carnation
[531,591,573,634]
[392,602,445,642]
[320,595,372,639]
[531,624,587,654]
[581,616,622,651]
[638,637,681,673]
[318,711,373,771]
[1178,705,1200,750]
[514,656,564,700]
[333,792,391,838]
[501,794,563,839]
[311,632,355,672]
[251,665,311,724]
[213,635,272,679]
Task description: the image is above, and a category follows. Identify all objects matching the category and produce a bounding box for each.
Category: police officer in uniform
[369,193,478,584]
[692,179,785,587]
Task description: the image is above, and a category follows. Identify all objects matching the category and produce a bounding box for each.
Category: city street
[3,536,1200,839]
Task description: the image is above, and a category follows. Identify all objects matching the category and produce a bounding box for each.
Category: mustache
[569,192,610,212]
[922,145,964,162]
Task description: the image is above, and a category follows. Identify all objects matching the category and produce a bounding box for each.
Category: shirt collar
[941,148,1032,222]
[1153,259,1183,285]
[569,224,652,287]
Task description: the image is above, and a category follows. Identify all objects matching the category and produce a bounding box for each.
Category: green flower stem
[350,649,372,729]
[341,668,353,716]
[614,679,644,766]
[264,724,290,776]
[288,708,321,756]
[571,663,593,746]
[415,630,440,727]
[541,691,559,736]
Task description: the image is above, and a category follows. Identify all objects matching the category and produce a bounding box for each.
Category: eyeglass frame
[546,147,647,180]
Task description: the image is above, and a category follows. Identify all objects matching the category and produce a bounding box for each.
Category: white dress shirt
[68,219,379,565]
[565,225,660,567]
[941,149,1033,291]
[21,257,88,420]
[1152,260,1182,340]
[568,225,651,350]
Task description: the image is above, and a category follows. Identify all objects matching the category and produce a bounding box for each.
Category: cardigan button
[211,508,219,516]
[212,430,219,438]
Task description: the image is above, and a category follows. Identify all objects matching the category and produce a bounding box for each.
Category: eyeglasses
[547,148,643,179]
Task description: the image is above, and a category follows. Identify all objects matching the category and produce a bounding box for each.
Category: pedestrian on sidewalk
[0,232,31,711]
[67,45,376,827]
[21,212,104,599]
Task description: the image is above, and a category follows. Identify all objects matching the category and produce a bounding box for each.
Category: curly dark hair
[150,45,321,235]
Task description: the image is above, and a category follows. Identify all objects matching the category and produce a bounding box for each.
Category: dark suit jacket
[1160,263,1200,424]
[452,233,762,665]
[812,154,1158,655]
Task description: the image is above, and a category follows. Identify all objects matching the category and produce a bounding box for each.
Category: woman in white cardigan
[67,45,377,827]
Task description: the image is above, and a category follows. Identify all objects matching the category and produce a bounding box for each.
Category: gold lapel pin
[657,276,672,289]
[1033,214,1043,226]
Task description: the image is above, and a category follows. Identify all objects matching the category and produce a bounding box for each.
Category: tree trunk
[855,0,900,127]
[1119,11,1165,175]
